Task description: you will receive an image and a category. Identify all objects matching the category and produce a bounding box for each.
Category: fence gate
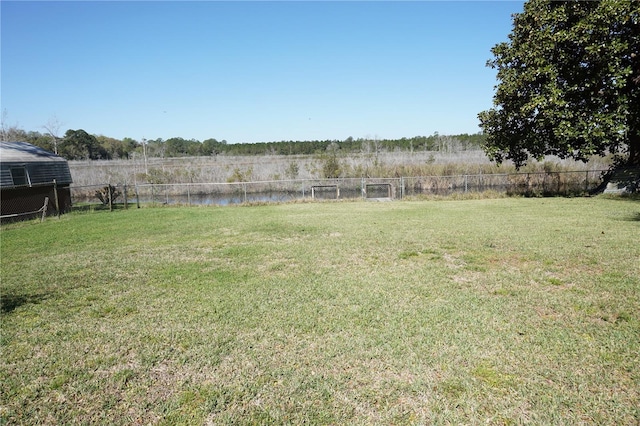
[364,183,393,199]
[311,185,339,199]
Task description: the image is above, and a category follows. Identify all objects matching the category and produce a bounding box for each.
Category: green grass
[1,197,639,424]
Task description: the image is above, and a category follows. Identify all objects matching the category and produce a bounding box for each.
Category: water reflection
[143,192,304,206]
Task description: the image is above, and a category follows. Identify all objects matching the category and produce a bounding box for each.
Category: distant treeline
[3,126,486,160]
[214,133,485,157]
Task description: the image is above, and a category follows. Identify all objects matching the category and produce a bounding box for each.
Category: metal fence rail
[0,197,49,222]
[69,170,608,209]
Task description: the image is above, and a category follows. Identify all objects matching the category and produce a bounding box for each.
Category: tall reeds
[68,150,612,188]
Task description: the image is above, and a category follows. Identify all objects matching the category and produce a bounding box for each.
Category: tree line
[0,125,486,160]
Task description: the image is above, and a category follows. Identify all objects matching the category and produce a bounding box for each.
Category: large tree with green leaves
[479,0,639,185]
[60,129,109,160]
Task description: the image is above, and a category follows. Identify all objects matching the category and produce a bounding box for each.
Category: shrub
[95,185,121,205]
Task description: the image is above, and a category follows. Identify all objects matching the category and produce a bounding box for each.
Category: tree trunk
[590,170,614,195]
[627,131,640,168]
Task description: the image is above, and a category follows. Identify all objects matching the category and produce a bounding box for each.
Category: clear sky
[1,1,524,144]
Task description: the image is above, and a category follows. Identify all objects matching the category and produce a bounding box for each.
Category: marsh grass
[68,150,611,187]
[1,197,639,424]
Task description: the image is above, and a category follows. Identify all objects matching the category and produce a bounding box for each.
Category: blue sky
[1,1,524,144]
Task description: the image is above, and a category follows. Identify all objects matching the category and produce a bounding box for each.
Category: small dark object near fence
[95,185,121,209]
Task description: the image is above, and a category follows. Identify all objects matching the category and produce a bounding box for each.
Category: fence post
[243,183,247,203]
[53,179,60,218]
[464,175,468,193]
[136,185,140,209]
[41,197,49,222]
[187,183,191,206]
[585,171,589,192]
[124,184,128,209]
[108,182,113,211]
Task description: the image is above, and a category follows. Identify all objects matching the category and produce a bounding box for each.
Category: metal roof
[0,142,72,188]
[0,141,67,163]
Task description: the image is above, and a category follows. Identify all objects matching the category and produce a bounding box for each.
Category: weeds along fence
[402,170,606,197]
[70,170,607,208]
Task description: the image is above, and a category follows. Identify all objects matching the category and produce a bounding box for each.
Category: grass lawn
[1,197,639,424]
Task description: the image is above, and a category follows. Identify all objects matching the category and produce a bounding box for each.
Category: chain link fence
[1,181,72,223]
[401,170,605,197]
[1,170,611,222]
[68,170,608,209]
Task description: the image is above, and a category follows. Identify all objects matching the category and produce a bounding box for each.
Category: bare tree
[0,109,8,142]
[0,109,26,142]
[42,114,64,154]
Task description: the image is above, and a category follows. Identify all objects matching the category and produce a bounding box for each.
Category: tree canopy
[479,0,639,173]
[60,129,108,160]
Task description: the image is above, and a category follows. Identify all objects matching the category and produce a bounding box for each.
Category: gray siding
[27,161,73,185]
[0,168,13,187]
[0,162,72,188]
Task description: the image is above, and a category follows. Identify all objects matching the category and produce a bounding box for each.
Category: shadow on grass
[624,212,640,222]
[71,204,131,214]
[601,193,640,202]
[1,292,49,314]
[600,194,640,221]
